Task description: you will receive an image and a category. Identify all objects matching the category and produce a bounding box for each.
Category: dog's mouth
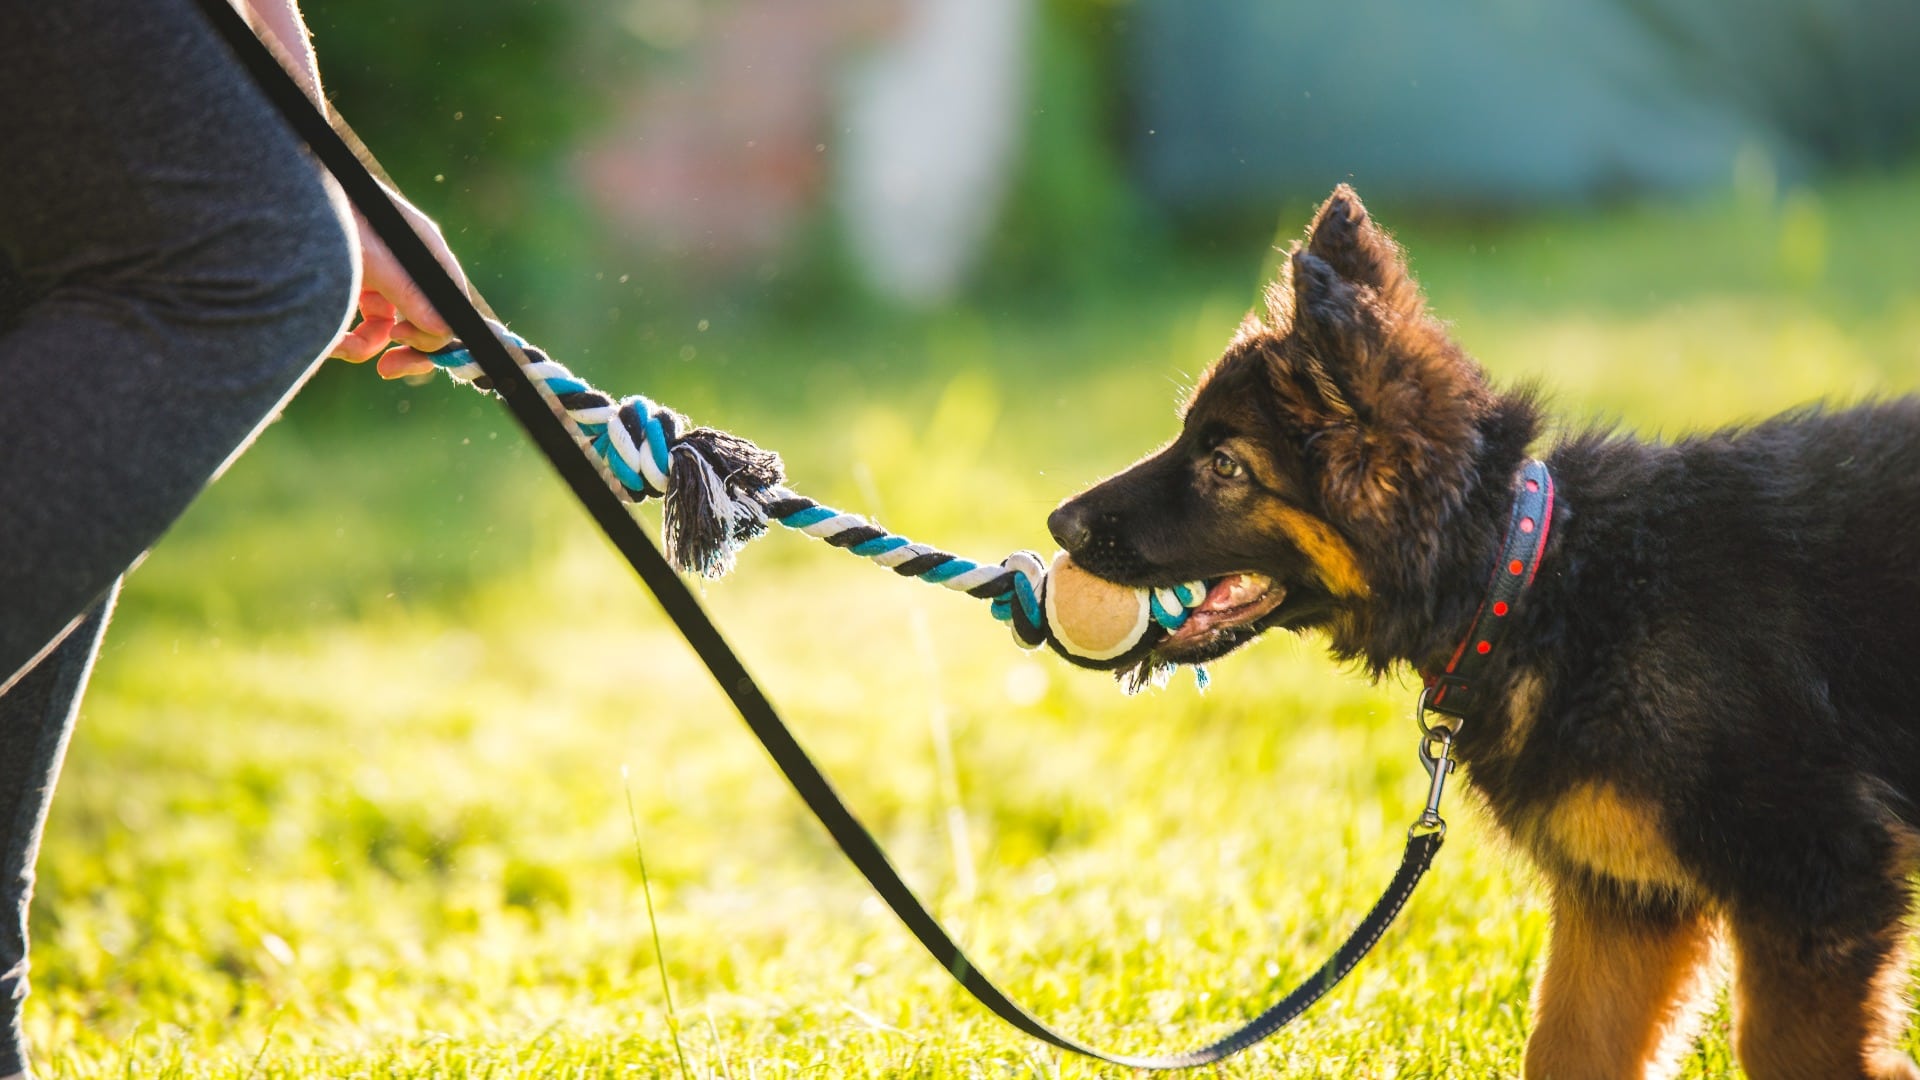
[1160,572,1289,655]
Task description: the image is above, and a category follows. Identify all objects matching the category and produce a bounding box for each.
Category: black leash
[191,1,1447,1065]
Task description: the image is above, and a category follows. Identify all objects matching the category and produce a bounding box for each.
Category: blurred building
[575,0,888,273]
[837,0,1030,304]
[1135,0,1920,210]
[576,0,1030,305]
[575,0,1920,300]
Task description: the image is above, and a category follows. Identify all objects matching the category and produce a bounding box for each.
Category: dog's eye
[1210,450,1243,480]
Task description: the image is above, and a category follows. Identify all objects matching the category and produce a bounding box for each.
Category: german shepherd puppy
[1048,187,1920,1079]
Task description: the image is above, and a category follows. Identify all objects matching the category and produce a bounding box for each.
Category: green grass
[25,169,1920,1078]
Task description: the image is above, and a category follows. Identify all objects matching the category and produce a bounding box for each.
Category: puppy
[1048,187,1920,1079]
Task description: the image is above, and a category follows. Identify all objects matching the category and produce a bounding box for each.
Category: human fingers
[360,233,456,353]
[328,290,397,362]
[391,318,454,353]
[386,233,464,352]
[357,200,469,352]
[376,345,439,381]
[357,234,433,324]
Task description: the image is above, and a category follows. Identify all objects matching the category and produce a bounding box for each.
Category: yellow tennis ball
[1043,551,1151,662]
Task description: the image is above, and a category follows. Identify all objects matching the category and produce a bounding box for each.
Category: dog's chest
[1521,782,1695,896]
[1475,672,1698,898]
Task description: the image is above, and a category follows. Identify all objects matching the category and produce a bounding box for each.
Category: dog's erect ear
[1268,188,1423,359]
[1259,190,1491,537]
[1264,250,1363,426]
[1286,249,1364,355]
[1305,185,1413,301]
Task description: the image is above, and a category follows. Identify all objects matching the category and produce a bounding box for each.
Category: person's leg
[0,1,359,1071]
[0,587,117,1080]
[0,0,360,687]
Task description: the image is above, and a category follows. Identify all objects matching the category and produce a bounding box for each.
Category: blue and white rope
[428,332,1208,671]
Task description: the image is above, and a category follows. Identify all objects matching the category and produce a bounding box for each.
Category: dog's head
[1048,186,1501,672]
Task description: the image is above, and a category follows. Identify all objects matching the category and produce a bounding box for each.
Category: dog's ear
[1283,247,1369,364]
[1270,189,1421,364]
[1304,185,1415,306]
[1263,200,1490,535]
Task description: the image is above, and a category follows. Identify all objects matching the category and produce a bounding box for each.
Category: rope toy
[430,331,1212,689]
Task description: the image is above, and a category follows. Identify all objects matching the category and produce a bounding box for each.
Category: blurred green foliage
[307,1,594,179]
[984,0,1164,303]
[304,0,639,317]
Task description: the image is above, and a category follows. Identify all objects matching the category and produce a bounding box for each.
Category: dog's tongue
[1197,573,1274,612]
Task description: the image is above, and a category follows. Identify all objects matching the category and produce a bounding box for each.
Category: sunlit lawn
[26,171,1920,1077]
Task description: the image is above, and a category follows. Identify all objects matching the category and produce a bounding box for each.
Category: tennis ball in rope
[1042,551,1161,664]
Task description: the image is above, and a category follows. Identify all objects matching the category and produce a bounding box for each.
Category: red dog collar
[1422,460,1555,720]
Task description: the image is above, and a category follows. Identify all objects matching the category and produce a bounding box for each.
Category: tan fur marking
[1732,928,1920,1080]
[1256,503,1369,597]
[1539,783,1692,893]
[1501,671,1546,760]
[1525,895,1718,1080]
[1298,353,1356,419]
[1857,778,1920,1078]
[1865,940,1920,1080]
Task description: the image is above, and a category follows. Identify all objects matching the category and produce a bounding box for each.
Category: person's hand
[328,191,470,380]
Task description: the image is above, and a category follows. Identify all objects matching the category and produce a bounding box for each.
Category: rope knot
[432,333,789,577]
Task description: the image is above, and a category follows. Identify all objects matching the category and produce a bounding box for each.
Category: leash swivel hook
[1411,686,1459,841]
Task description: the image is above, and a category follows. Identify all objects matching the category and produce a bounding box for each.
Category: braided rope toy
[431,331,1212,689]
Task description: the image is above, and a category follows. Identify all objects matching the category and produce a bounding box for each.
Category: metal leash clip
[1411,686,1458,841]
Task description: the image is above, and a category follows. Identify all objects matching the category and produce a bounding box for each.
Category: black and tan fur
[1048,187,1920,1079]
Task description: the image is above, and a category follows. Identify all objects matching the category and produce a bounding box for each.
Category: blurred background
[305,0,1920,317]
[32,1,1920,1075]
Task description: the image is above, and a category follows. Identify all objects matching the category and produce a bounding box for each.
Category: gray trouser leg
[0,0,361,1071]
[0,0,360,685]
[0,589,115,1079]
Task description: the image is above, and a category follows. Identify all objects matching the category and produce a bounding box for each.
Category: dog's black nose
[1048,500,1094,555]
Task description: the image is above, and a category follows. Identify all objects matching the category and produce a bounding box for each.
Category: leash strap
[191,1,1442,1065]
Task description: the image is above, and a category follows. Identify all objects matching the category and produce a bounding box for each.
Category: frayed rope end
[662,428,786,577]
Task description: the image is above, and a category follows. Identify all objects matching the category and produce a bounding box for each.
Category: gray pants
[0,0,358,1071]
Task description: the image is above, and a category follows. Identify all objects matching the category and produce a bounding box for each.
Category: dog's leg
[1523,889,1718,1080]
[1729,913,1919,1080]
